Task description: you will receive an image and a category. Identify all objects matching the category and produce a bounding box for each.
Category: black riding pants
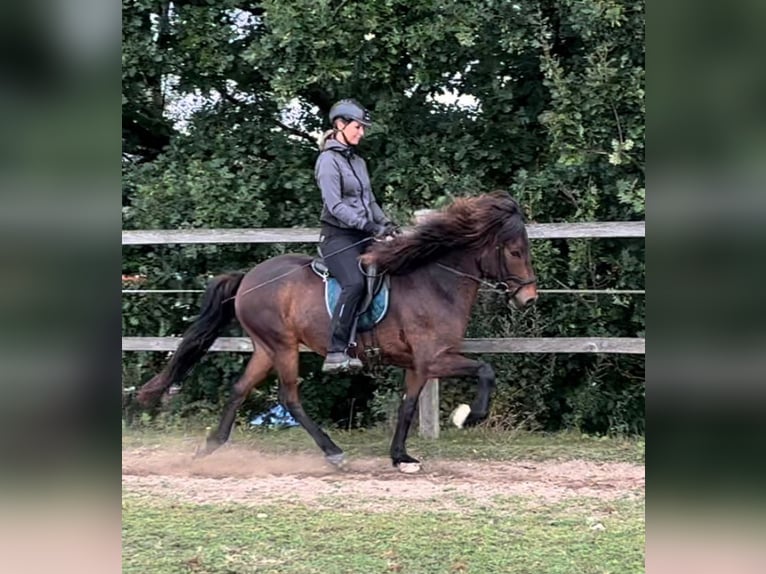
[320,225,371,353]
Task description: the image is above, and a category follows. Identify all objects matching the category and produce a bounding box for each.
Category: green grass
[123,425,644,572]
[123,494,644,574]
[123,423,645,464]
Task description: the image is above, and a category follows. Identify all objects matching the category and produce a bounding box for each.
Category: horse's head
[479,200,538,310]
[497,232,538,310]
[362,191,539,311]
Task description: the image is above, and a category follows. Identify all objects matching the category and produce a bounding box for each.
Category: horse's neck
[421,251,482,319]
[444,250,482,300]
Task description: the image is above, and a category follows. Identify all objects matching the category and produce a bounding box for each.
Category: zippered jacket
[315,139,389,231]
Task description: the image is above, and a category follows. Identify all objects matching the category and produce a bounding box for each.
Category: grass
[123,494,643,574]
[123,422,645,465]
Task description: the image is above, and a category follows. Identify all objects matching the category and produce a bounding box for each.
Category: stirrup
[345,335,363,371]
[346,355,363,370]
[322,352,362,373]
[322,352,350,373]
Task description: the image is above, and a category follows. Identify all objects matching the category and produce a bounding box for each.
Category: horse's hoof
[397,462,421,474]
[194,436,221,459]
[326,453,347,469]
[450,404,471,429]
[392,453,421,473]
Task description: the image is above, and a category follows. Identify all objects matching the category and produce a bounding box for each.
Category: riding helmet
[329,99,372,127]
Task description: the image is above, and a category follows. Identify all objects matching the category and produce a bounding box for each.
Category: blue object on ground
[249,404,300,429]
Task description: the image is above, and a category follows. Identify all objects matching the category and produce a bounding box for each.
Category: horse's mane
[361,191,526,275]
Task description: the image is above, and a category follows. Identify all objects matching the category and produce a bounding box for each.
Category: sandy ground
[123,444,644,511]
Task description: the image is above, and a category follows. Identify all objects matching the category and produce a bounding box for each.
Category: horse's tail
[136,271,245,409]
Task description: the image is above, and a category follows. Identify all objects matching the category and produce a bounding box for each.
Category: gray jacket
[315,139,389,231]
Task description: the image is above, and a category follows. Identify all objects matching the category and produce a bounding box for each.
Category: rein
[224,237,374,303]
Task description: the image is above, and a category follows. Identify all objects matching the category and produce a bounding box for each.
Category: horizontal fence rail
[122,336,645,354]
[122,221,645,245]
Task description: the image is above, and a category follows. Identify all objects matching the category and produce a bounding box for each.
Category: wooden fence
[122,222,645,245]
[122,222,645,438]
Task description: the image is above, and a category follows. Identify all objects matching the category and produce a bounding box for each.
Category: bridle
[489,243,538,299]
[436,242,537,298]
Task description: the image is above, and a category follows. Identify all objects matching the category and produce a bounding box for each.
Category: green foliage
[122,0,644,434]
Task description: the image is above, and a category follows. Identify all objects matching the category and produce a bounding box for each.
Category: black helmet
[329,99,372,127]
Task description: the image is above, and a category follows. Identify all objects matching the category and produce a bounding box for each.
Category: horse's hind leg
[198,350,273,456]
[390,369,428,471]
[276,347,345,466]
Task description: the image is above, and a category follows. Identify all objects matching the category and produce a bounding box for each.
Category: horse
[136,191,538,472]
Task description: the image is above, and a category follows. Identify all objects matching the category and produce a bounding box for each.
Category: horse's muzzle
[519,294,537,309]
[510,289,538,310]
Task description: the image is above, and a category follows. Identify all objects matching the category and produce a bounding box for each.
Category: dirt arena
[123,444,644,511]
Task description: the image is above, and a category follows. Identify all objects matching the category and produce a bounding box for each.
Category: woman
[315,98,398,373]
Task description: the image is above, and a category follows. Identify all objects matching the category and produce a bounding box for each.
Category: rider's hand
[382,221,401,237]
[363,222,387,237]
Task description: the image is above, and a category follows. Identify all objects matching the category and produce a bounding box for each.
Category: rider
[315,98,398,373]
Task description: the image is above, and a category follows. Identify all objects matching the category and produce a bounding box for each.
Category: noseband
[490,244,537,298]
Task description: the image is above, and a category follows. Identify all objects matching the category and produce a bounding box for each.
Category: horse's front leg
[390,369,427,472]
[428,354,496,428]
[390,356,494,471]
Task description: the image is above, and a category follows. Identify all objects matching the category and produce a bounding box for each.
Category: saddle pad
[324,278,389,332]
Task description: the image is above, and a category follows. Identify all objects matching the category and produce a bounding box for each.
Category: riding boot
[322,312,364,373]
[323,294,365,373]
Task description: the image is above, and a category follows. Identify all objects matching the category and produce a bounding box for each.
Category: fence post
[418,378,440,439]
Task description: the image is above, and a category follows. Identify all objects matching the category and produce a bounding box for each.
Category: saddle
[310,247,390,332]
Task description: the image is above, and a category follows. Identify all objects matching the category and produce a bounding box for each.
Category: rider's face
[339,120,366,145]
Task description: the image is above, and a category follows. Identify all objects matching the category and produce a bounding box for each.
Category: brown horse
[136,191,538,471]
